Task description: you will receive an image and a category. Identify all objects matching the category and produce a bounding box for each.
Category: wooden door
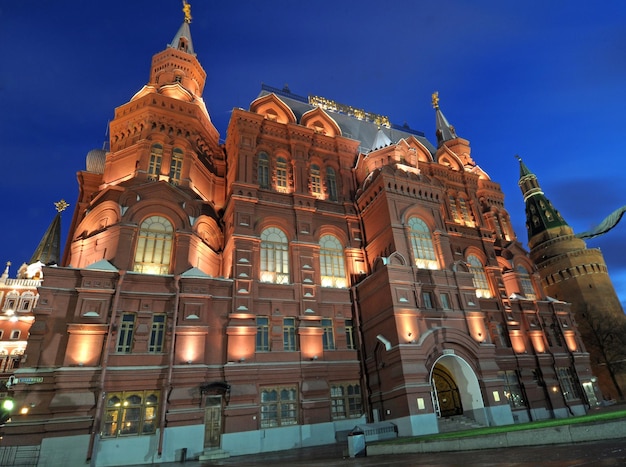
[204,396,222,449]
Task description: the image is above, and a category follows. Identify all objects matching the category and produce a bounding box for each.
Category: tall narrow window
[149,314,166,352]
[169,148,183,184]
[345,319,356,350]
[322,318,335,350]
[557,367,582,401]
[458,197,475,226]
[319,234,347,288]
[449,196,461,223]
[258,152,270,188]
[133,216,173,275]
[283,317,296,351]
[148,144,163,178]
[499,370,525,408]
[260,386,298,428]
[516,265,537,299]
[326,167,338,201]
[467,255,492,298]
[256,316,269,351]
[260,227,289,284]
[276,157,288,191]
[310,164,321,196]
[408,217,438,270]
[117,313,136,353]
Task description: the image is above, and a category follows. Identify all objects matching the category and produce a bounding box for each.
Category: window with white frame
[467,254,492,298]
[330,382,362,419]
[148,314,165,353]
[148,144,163,178]
[516,265,537,299]
[260,227,289,284]
[408,217,438,269]
[258,152,270,188]
[256,316,269,351]
[319,234,347,288]
[169,148,183,184]
[133,216,173,275]
[326,167,338,201]
[283,317,297,351]
[322,318,335,350]
[310,164,321,196]
[275,157,288,191]
[116,313,135,353]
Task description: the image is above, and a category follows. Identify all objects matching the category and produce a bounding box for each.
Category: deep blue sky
[1,1,625,307]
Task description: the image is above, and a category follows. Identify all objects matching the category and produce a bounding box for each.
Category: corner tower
[518,156,625,398]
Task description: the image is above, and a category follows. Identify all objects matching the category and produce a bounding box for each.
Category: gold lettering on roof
[309,95,390,128]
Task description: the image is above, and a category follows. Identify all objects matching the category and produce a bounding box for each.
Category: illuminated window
[169,148,183,184]
[499,370,525,408]
[516,265,537,299]
[557,367,582,401]
[103,390,159,437]
[116,313,135,353]
[260,386,298,428]
[345,319,356,350]
[449,196,461,223]
[283,317,297,351]
[10,330,20,340]
[258,152,270,188]
[148,314,166,353]
[310,164,321,196]
[260,227,289,284]
[440,293,451,310]
[422,292,434,309]
[133,216,173,275]
[408,217,438,269]
[467,255,492,298]
[148,144,163,178]
[319,235,346,288]
[326,167,338,201]
[458,197,474,226]
[322,318,335,350]
[256,316,269,351]
[276,157,288,191]
[330,383,362,419]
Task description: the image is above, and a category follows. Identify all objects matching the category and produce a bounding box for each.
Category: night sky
[1,1,625,307]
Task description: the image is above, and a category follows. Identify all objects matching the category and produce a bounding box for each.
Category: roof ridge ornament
[432,91,440,110]
[182,0,192,24]
[54,199,70,213]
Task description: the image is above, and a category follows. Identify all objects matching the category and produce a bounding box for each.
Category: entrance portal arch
[430,353,485,421]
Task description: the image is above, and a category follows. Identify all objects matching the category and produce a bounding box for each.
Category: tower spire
[432,91,458,147]
[29,200,69,266]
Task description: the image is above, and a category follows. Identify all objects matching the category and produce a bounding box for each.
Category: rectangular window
[330,383,362,419]
[149,314,166,353]
[422,292,433,309]
[260,386,298,428]
[322,318,335,350]
[557,367,581,401]
[499,370,525,408]
[103,390,159,437]
[256,317,269,352]
[10,330,20,340]
[440,293,451,310]
[283,317,296,351]
[345,319,356,350]
[116,313,136,353]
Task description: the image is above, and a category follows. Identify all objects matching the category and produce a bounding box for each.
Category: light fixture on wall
[376,334,391,351]
[239,357,246,363]
[311,355,318,361]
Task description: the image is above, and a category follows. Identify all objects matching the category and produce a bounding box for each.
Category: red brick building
[0,6,602,466]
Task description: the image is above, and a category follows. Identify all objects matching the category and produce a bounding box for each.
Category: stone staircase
[198,448,230,461]
[437,414,484,433]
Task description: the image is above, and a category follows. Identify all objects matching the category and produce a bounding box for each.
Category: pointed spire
[170,1,195,55]
[432,91,458,146]
[29,200,69,266]
[516,157,569,242]
[371,127,392,151]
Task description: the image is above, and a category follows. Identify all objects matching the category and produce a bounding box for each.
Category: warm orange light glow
[398,315,417,343]
[20,407,29,415]
[467,313,486,342]
[563,331,578,352]
[510,331,526,353]
[529,331,545,353]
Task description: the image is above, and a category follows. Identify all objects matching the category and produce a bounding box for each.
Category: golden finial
[182,1,192,24]
[54,199,70,213]
[431,91,439,109]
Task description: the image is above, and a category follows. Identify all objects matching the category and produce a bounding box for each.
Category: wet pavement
[134,438,626,466]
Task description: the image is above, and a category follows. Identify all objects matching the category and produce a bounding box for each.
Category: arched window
[133,216,173,275]
[458,197,474,227]
[449,196,461,223]
[408,217,438,270]
[319,234,347,288]
[310,164,321,196]
[467,254,492,298]
[516,265,537,299]
[148,144,163,178]
[169,148,183,184]
[326,167,338,201]
[258,152,270,188]
[260,227,289,284]
[276,157,288,191]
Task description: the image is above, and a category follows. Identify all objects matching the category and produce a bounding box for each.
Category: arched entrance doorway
[430,353,485,421]
[432,364,463,417]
